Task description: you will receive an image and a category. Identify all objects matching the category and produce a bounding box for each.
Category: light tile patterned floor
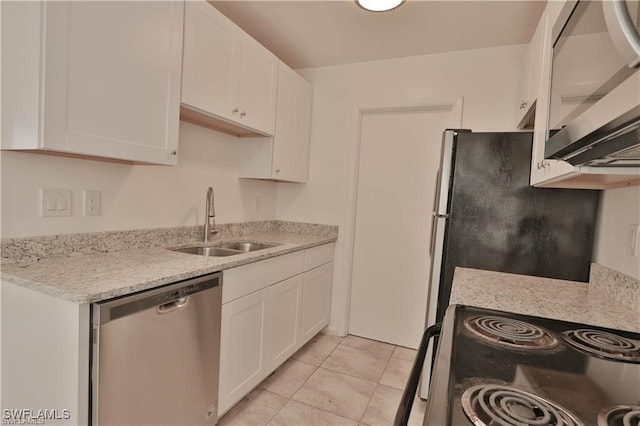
[219,334,426,426]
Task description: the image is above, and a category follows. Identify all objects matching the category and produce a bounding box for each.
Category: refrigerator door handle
[429,170,444,259]
[429,214,437,259]
[429,213,449,258]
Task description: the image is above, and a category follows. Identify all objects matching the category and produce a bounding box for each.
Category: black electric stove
[422,305,640,426]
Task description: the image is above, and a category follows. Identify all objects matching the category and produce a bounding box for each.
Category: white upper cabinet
[181,0,237,126]
[181,1,278,137]
[516,15,545,129]
[272,63,314,182]
[1,1,184,165]
[240,61,313,183]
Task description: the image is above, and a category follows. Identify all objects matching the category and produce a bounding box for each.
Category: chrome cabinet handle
[519,101,528,110]
[169,149,177,156]
[232,107,239,114]
[275,169,280,175]
[240,111,246,118]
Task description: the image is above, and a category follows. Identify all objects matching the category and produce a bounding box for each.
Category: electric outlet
[83,190,102,216]
[40,189,72,217]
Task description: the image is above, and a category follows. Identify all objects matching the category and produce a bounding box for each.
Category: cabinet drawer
[223,251,304,304]
[304,243,335,271]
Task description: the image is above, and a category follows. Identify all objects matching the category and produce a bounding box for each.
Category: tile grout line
[357,344,398,424]
[248,335,415,425]
[269,338,344,424]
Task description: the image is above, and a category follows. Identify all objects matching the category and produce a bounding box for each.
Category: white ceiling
[210,0,547,69]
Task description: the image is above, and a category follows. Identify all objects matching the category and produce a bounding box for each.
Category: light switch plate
[40,188,72,217]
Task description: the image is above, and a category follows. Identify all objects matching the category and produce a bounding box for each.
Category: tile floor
[218,334,426,426]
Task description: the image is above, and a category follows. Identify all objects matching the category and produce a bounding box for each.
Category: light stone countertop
[0,231,336,304]
[451,267,640,332]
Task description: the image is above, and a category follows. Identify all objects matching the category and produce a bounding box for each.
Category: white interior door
[348,107,454,348]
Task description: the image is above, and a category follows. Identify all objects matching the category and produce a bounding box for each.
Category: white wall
[594,186,640,280]
[0,122,277,238]
[276,44,528,335]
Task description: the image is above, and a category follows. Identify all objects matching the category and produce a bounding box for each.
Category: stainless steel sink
[172,246,241,257]
[215,242,277,252]
[171,241,279,257]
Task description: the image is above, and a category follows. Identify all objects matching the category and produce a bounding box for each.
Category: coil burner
[464,316,558,350]
[461,384,583,426]
[562,329,640,363]
[598,405,640,426]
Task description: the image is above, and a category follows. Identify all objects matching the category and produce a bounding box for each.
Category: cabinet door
[182,0,237,123]
[530,7,578,186]
[271,62,313,182]
[300,262,333,344]
[219,288,269,415]
[267,275,303,371]
[516,12,545,129]
[43,1,183,164]
[515,45,533,127]
[235,34,278,135]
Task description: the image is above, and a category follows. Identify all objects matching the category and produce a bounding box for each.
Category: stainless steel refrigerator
[420,129,600,398]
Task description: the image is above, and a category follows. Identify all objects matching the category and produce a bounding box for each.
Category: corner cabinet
[180,0,278,137]
[218,243,334,416]
[240,61,314,183]
[1,1,184,165]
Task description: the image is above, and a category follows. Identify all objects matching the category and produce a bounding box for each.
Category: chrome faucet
[203,187,217,243]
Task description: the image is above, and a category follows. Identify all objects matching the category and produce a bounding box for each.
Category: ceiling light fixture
[355,0,405,12]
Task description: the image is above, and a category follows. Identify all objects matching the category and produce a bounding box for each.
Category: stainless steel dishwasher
[91,272,222,425]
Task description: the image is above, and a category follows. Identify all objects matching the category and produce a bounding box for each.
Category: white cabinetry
[240,61,313,182]
[218,243,335,416]
[219,287,270,414]
[268,275,304,369]
[181,1,278,137]
[301,244,334,341]
[1,280,90,426]
[516,14,545,129]
[1,1,184,165]
[529,5,577,186]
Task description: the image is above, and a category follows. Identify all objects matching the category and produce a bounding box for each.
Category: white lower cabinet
[301,262,333,342]
[1,280,90,426]
[267,275,304,370]
[218,243,335,417]
[219,287,270,415]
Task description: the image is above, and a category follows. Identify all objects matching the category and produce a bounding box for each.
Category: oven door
[545,0,640,165]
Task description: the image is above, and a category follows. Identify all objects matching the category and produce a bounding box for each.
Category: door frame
[335,96,463,337]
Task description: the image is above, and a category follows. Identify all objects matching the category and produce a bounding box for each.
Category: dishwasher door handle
[157,297,189,314]
[393,323,442,426]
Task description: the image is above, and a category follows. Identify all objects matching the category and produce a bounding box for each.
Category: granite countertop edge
[1,232,337,305]
[450,267,640,333]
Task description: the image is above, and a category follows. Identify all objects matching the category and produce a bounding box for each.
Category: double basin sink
[173,241,279,257]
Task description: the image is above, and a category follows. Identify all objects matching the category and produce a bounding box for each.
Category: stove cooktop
[423,305,640,426]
